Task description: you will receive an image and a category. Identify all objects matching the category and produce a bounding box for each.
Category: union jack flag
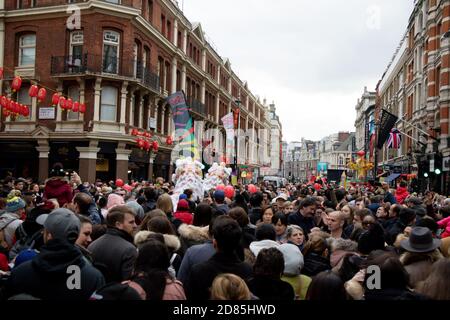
[387,128,402,149]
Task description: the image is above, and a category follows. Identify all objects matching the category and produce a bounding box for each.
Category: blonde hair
[156,193,174,215]
[210,274,251,300]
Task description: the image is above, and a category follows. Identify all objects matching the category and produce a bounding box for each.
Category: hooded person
[249,224,280,258]
[279,243,312,300]
[173,199,193,225]
[395,181,409,205]
[43,163,74,207]
[6,208,105,300]
[0,194,26,249]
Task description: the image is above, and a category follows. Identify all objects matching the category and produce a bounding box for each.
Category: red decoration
[52,93,60,106]
[131,129,139,136]
[37,88,47,102]
[152,141,159,152]
[0,96,7,108]
[79,103,86,113]
[357,150,365,157]
[313,183,322,191]
[115,179,124,187]
[22,105,29,117]
[143,140,151,151]
[28,85,38,98]
[224,185,235,199]
[0,67,3,79]
[66,98,73,110]
[248,184,257,194]
[166,136,173,145]
[136,138,145,150]
[11,76,22,92]
[73,101,80,112]
[59,97,66,109]
[2,109,10,117]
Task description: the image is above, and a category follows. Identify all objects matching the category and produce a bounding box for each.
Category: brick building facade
[0,0,274,183]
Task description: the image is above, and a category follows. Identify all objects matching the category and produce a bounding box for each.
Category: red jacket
[174,210,193,225]
[395,186,409,205]
[43,178,73,207]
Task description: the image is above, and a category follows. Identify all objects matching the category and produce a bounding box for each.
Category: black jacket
[185,252,253,301]
[88,228,137,283]
[247,276,295,300]
[6,239,104,300]
[287,212,316,237]
[302,252,331,277]
[248,207,263,225]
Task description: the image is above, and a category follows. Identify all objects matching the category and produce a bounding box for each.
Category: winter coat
[174,210,193,225]
[0,212,22,248]
[249,239,280,257]
[281,274,312,300]
[43,178,73,207]
[76,184,102,225]
[437,216,450,239]
[302,252,331,277]
[177,224,209,253]
[400,250,444,288]
[248,207,263,225]
[185,252,253,300]
[6,239,105,300]
[163,278,187,300]
[384,192,397,204]
[287,213,316,238]
[248,276,295,300]
[177,241,215,286]
[395,186,409,205]
[88,228,138,283]
[241,225,256,248]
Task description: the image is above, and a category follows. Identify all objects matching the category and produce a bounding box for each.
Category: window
[133,42,138,78]
[100,86,118,121]
[69,31,83,71]
[161,15,166,36]
[105,0,120,3]
[177,31,182,48]
[147,0,153,22]
[103,30,120,74]
[167,20,172,41]
[17,87,32,121]
[19,34,36,67]
[67,86,80,120]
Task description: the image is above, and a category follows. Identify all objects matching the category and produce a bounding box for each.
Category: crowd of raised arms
[0,163,449,301]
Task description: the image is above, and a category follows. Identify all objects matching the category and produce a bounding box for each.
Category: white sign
[429,159,435,172]
[149,117,157,129]
[39,107,55,120]
[443,157,450,172]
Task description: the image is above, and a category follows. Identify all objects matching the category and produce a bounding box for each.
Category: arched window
[101,86,118,121]
[18,34,36,67]
[103,30,120,74]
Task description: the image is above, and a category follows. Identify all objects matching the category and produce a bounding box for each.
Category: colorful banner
[167,91,200,160]
[377,109,398,149]
[387,128,402,149]
[221,112,235,164]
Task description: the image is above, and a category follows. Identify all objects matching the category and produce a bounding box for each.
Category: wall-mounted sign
[149,117,157,129]
[39,107,55,120]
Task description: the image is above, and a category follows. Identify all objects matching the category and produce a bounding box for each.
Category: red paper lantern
[357,150,365,157]
[5,98,12,111]
[79,103,86,113]
[37,88,47,102]
[136,138,145,149]
[22,105,29,117]
[2,109,10,117]
[66,98,73,110]
[59,97,66,109]
[0,96,7,108]
[224,185,235,199]
[73,101,80,112]
[166,136,173,145]
[11,76,22,92]
[28,85,38,98]
[0,67,3,79]
[52,93,60,106]
[143,140,151,151]
[152,141,159,152]
[131,129,139,136]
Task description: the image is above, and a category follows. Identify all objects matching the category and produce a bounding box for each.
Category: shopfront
[0,141,38,179]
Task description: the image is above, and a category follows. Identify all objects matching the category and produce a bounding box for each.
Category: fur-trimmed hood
[177,224,209,242]
[134,230,181,252]
[399,250,444,266]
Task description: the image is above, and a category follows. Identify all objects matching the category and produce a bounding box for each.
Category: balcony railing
[186,97,206,117]
[51,54,160,93]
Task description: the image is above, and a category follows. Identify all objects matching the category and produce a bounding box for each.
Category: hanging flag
[167,91,200,160]
[387,128,402,149]
[377,109,398,149]
[221,112,235,165]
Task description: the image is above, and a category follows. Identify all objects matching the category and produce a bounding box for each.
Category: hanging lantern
[73,101,80,112]
[2,108,10,117]
[166,136,173,145]
[144,132,150,138]
[22,105,29,117]
[5,98,12,111]
[136,138,145,150]
[18,104,24,116]
[0,96,7,108]
[28,85,38,98]
[37,88,47,102]
[59,96,66,109]
[11,76,22,92]
[12,101,19,114]
[0,67,3,79]
[143,140,151,151]
[79,103,86,113]
[152,140,159,152]
[66,98,73,110]
[131,128,139,136]
[52,93,60,106]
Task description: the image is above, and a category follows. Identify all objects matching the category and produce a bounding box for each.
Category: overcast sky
[182,0,414,143]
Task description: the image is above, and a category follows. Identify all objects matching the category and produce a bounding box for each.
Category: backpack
[8,225,43,261]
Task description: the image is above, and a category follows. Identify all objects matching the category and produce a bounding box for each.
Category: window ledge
[15,66,36,78]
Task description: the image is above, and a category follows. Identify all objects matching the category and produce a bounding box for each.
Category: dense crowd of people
[0,163,449,300]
